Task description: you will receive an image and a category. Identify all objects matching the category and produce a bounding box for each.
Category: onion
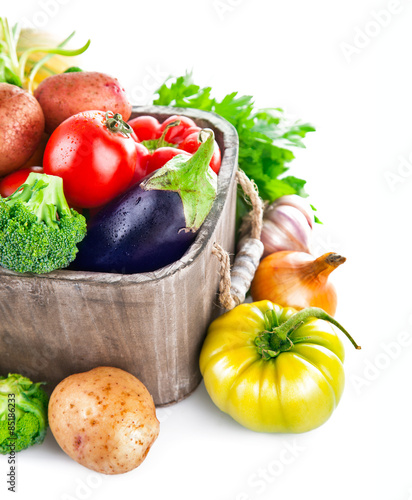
[250,251,346,316]
[0,18,89,93]
[16,29,83,90]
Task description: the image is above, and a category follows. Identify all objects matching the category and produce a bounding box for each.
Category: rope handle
[212,169,264,310]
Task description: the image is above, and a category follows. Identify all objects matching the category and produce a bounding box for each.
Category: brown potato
[19,132,49,169]
[48,367,159,475]
[34,72,132,133]
[0,83,45,176]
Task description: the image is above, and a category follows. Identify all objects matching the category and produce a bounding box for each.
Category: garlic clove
[272,194,314,228]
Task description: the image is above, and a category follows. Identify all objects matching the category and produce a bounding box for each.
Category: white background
[2,1,412,499]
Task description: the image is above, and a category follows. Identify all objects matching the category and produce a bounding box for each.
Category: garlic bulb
[256,195,314,257]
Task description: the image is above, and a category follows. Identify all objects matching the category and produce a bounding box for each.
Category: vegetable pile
[71,128,218,273]
[0,18,361,478]
[0,19,225,276]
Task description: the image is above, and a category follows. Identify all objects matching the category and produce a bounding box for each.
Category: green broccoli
[0,373,49,454]
[0,172,86,273]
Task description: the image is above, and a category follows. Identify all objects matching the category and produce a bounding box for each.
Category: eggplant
[72,129,217,274]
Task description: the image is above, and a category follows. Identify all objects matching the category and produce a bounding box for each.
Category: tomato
[128,115,161,141]
[0,166,43,198]
[180,131,221,174]
[127,114,222,187]
[145,147,191,177]
[200,301,360,433]
[129,142,150,186]
[43,111,137,208]
[159,115,197,144]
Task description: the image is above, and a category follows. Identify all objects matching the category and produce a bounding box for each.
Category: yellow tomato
[200,300,360,433]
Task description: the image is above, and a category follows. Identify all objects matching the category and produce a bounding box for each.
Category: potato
[19,132,49,170]
[34,72,132,133]
[0,83,45,176]
[48,367,159,475]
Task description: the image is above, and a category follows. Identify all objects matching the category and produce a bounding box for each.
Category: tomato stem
[141,121,180,152]
[157,120,180,147]
[105,111,133,137]
[255,307,361,360]
[275,307,361,350]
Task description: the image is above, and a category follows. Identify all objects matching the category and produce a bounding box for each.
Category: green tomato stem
[274,307,360,350]
[105,111,133,137]
[255,306,361,360]
[157,120,180,147]
[141,121,180,152]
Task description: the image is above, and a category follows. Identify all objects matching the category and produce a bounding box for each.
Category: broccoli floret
[0,172,86,273]
[0,373,49,454]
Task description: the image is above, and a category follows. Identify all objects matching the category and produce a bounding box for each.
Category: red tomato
[160,115,198,144]
[130,129,139,142]
[180,132,221,174]
[43,111,137,208]
[0,166,44,198]
[146,147,191,176]
[129,142,150,186]
[128,116,161,141]
[125,114,222,187]
[180,126,201,140]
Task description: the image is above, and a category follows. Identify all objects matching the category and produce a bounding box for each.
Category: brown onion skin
[250,251,346,316]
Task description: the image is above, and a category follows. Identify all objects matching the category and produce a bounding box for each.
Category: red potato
[34,72,132,133]
[48,367,159,475]
[0,83,45,176]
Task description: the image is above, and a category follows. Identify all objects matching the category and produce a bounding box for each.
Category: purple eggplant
[72,129,217,274]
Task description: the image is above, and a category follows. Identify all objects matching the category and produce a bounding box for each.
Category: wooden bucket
[0,106,239,406]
